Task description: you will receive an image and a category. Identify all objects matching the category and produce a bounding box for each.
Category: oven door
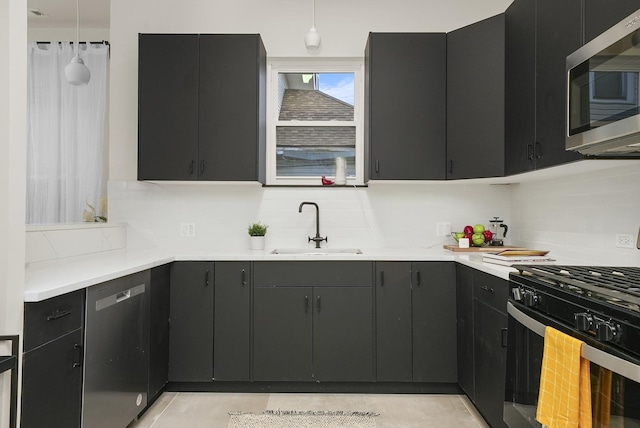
[504,301,640,428]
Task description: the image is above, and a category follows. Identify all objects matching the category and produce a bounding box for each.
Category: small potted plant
[248,222,268,250]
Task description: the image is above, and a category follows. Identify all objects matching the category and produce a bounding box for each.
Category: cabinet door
[314,287,374,382]
[473,300,508,428]
[21,329,83,428]
[366,33,446,180]
[149,264,170,401]
[505,0,536,175]
[214,261,251,381]
[447,14,505,180]
[138,34,199,180]
[412,262,457,383]
[169,262,214,382]
[456,265,474,400]
[198,35,266,181]
[585,0,640,43]
[253,287,313,381]
[534,0,584,170]
[375,262,412,382]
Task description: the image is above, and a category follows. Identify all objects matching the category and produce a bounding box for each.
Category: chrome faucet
[298,201,327,248]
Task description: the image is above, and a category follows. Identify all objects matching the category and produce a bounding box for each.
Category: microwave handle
[507,302,640,383]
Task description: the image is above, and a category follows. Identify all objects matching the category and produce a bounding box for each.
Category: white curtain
[26,42,109,224]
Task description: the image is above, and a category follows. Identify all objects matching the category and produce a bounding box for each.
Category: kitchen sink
[270,248,363,255]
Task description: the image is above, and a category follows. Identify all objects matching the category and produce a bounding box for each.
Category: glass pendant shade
[65,55,91,86]
[305,27,321,49]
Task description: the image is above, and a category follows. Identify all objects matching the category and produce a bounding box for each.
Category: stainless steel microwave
[566,9,640,156]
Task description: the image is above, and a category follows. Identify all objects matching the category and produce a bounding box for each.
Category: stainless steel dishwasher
[83,270,150,428]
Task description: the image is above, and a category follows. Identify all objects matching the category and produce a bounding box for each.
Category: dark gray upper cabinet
[169,261,214,382]
[447,14,505,180]
[584,0,640,43]
[138,34,199,181]
[138,34,266,182]
[213,261,251,381]
[365,33,447,180]
[505,0,583,175]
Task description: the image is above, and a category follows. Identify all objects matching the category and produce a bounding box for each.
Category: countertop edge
[24,247,516,302]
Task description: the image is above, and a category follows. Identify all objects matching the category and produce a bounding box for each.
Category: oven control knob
[574,313,593,331]
[523,290,539,307]
[595,321,618,342]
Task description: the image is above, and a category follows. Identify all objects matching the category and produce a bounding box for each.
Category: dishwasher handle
[95,283,146,312]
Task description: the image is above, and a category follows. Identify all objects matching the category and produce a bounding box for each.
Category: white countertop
[24,246,520,302]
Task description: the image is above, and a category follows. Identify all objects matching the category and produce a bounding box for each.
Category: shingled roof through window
[277,89,355,148]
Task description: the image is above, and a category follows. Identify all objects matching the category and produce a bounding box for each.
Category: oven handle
[507,301,640,384]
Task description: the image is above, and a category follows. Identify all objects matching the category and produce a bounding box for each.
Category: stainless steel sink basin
[270,248,363,255]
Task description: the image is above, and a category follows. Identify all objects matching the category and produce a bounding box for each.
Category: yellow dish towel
[536,326,592,428]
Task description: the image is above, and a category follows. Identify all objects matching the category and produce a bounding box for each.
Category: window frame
[266,58,365,186]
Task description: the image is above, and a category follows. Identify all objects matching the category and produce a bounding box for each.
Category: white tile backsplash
[511,163,640,266]
[108,180,512,252]
[25,223,127,264]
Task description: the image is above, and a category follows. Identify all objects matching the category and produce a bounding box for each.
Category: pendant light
[304,0,321,50]
[65,0,91,85]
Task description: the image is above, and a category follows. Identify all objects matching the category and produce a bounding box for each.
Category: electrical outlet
[181,223,196,237]
[615,233,634,249]
[436,222,452,237]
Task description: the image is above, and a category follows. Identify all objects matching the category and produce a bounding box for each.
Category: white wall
[511,163,640,266]
[0,0,26,426]
[109,0,513,182]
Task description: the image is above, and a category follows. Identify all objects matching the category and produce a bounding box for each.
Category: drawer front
[24,289,85,352]
[253,261,373,287]
[472,270,509,314]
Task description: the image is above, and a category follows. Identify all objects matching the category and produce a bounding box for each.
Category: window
[266,59,364,185]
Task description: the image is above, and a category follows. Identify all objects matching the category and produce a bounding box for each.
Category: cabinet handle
[480,285,494,294]
[73,343,83,368]
[449,159,454,174]
[375,159,380,173]
[317,296,321,312]
[535,142,542,159]
[47,310,71,321]
[416,270,421,287]
[200,160,206,175]
[527,144,534,161]
[501,328,508,348]
[190,160,195,175]
[241,269,246,286]
[380,270,384,287]
[304,296,309,312]
[205,270,210,287]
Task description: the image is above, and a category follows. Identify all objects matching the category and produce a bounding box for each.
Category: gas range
[509,265,640,360]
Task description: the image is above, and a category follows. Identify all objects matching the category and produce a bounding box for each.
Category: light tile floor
[130,392,489,428]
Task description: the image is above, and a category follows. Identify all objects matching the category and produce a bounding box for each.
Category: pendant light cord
[75,0,80,55]
[312,0,315,28]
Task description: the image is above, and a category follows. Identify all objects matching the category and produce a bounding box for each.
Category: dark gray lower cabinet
[253,287,313,381]
[375,262,413,382]
[252,261,374,382]
[456,264,474,400]
[169,261,214,382]
[214,261,251,381]
[21,329,83,428]
[375,261,457,383]
[21,289,85,428]
[149,264,171,401]
[412,262,457,382]
[457,265,509,428]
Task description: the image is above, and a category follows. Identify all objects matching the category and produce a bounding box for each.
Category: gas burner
[512,265,640,312]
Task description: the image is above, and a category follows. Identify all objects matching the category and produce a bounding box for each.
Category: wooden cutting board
[443,244,527,253]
